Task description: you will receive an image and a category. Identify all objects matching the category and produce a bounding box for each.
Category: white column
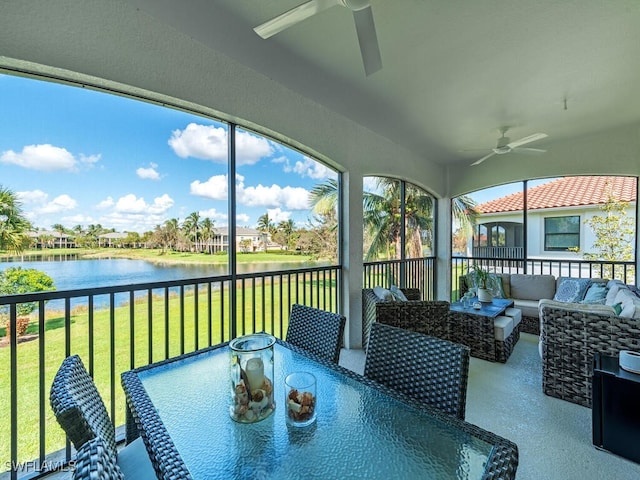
[436,197,452,301]
[341,170,364,349]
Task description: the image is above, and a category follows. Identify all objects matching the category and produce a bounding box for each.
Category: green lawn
[0,276,338,467]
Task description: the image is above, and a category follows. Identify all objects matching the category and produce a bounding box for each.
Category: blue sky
[0,74,337,233]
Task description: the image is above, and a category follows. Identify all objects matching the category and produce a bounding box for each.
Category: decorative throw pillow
[553,278,592,303]
[486,274,505,298]
[580,283,608,305]
[373,286,394,302]
[390,285,408,301]
[612,302,623,316]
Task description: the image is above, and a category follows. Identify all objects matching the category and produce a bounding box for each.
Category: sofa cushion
[389,285,408,301]
[514,299,539,319]
[538,298,617,317]
[510,274,556,301]
[606,283,628,305]
[553,277,592,303]
[504,307,522,327]
[494,316,514,341]
[581,283,608,304]
[497,274,511,298]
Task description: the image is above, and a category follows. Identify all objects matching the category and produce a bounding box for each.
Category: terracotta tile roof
[476,176,637,213]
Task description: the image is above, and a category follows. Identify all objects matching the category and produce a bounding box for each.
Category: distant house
[471,176,637,260]
[27,230,75,249]
[209,227,274,253]
[98,232,129,247]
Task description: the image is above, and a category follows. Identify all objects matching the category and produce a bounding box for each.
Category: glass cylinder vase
[229,333,276,423]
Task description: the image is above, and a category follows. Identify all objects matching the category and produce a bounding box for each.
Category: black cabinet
[592,353,640,463]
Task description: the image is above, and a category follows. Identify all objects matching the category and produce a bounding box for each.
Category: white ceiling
[128,0,640,167]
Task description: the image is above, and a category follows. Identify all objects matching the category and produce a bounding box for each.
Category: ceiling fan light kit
[254,0,382,76]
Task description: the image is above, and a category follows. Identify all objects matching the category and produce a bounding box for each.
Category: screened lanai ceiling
[128,0,640,167]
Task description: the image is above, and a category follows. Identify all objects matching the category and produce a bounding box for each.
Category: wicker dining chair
[285,304,346,363]
[73,437,125,480]
[364,322,470,420]
[50,355,156,479]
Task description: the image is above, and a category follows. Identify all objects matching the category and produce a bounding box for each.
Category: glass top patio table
[122,340,518,480]
[450,297,514,318]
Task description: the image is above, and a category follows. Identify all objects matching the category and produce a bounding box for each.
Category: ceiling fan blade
[471,152,496,166]
[512,147,546,155]
[352,6,382,76]
[507,133,548,149]
[254,0,339,39]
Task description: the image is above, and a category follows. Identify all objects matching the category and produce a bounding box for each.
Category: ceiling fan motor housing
[494,136,511,154]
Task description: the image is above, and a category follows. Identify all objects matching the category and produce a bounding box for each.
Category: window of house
[491,225,506,247]
[544,216,580,251]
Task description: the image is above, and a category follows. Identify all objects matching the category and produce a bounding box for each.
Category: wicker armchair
[540,303,640,407]
[286,304,346,363]
[50,355,156,479]
[362,288,450,349]
[364,322,470,420]
[73,437,125,480]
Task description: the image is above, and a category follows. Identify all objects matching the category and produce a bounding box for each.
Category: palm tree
[276,219,296,250]
[0,185,31,254]
[257,212,274,252]
[310,178,477,261]
[182,211,201,252]
[200,217,215,254]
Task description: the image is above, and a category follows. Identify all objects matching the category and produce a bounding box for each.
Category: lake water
[0,255,323,309]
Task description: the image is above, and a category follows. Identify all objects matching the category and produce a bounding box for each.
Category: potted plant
[470,263,493,303]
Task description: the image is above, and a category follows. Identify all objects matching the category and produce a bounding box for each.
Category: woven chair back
[286,304,346,363]
[364,322,470,420]
[50,355,117,457]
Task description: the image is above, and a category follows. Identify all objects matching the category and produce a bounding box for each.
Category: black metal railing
[363,257,436,300]
[451,256,636,301]
[0,265,340,479]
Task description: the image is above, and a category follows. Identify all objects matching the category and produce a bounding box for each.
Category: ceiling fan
[253,0,382,76]
[471,128,548,166]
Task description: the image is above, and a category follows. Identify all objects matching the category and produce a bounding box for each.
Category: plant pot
[477,288,493,303]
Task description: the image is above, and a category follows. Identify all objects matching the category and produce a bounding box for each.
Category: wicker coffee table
[449,298,517,363]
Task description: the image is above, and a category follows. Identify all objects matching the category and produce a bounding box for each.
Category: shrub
[5,316,30,338]
[0,266,56,317]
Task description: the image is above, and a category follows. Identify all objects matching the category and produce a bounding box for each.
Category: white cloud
[136,163,161,180]
[38,194,77,214]
[198,208,227,221]
[169,123,273,165]
[236,130,274,165]
[99,212,167,232]
[363,176,382,193]
[62,214,94,224]
[17,189,48,204]
[79,153,101,166]
[96,196,115,209]
[114,193,174,214]
[0,144,100,171]
[190,175,228,200]
[267,208,291,223]
[293,157,335,180]
[236,213,250,224]
[239,184,309,210]
[190,173,310,210]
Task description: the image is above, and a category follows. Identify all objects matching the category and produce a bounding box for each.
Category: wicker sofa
[362,288,450,349]
[539,281,640,407]
[461,273,584,335]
